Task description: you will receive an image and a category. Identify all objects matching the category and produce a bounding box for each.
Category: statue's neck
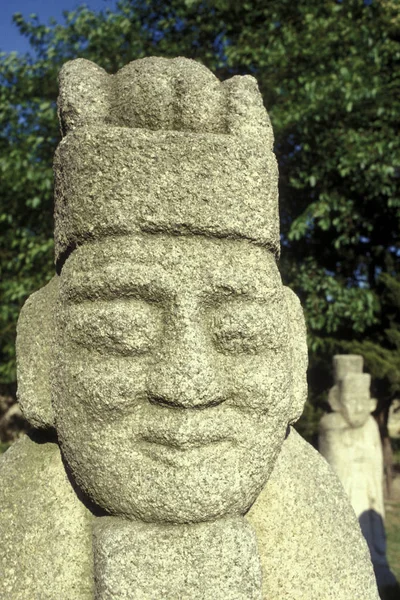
[93,516,263,599]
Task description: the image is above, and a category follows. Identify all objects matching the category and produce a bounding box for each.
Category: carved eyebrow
[61,263,172,303]
[202,283,256,301]
[202,279,281,302]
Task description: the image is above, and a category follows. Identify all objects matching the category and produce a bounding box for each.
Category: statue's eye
[64,300,162,356]
[210,301,288,355]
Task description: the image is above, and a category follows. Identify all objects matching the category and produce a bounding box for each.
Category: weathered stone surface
[248,428,378,599]
[54,57,277,266]
[319,355,397,591]
[93,517,262,600]
[16,276,58,430]
[53,235,305,525]
[58,57,273,143]
[54,128,279,268]
[0,435,93,600]
[0,429,378,600]
[0,58,379,599]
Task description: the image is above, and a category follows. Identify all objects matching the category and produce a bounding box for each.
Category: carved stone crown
[54,57,279,269]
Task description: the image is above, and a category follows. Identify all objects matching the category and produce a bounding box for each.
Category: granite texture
[93,517,262,600]
[0,435,93,600]
[0,57,380,599]
[54,57,277,265]
[58,57,273,143]
[53,235,305,524]
[54,127,279,267]
[248,428,379,599]
[0,429,379,600]
[16,276,58,429]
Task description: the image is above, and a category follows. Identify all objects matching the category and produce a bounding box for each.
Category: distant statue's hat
[339,373,371,398]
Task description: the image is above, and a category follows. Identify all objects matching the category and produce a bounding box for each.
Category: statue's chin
[70,443,272,524]
[345,415,369,429]
[89,474,267,524]
[57,406,287,523]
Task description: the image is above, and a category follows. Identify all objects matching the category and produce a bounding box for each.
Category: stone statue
[388,398,400,439]
[0,58,379,600]
[319,354,397,592]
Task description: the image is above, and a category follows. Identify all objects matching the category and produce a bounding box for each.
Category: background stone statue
[0,58,379,599]
[319,354,397,592]
[388,399,400,439]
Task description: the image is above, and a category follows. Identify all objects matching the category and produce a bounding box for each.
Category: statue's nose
[146,312,222,409]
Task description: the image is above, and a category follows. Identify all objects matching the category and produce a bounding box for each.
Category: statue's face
[53,234,294,523]
[340,393,371,428]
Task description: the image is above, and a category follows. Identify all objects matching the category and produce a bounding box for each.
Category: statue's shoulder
[366,414,380,434]
[246,428,379,600]
[0,434,93,600]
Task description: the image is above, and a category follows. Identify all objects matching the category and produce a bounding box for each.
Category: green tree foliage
[0,1,399,439]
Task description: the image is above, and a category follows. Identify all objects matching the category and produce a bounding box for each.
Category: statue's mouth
[140,414,230,448]
[141,433,227,450]
[135,403,245,465]
[139,438,232,467]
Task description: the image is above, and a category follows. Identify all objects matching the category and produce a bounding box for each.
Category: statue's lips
[139,438,232,468]
[141,433,228,449]
[136,404,251,455]
[139,417,234,467]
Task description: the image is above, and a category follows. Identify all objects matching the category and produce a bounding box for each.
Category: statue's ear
[16,276,58,430]
[370,398,378,413]
[283,287,308,424]
[327,385,342,412]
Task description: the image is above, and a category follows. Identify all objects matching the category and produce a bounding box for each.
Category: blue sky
[0,0,118,54]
